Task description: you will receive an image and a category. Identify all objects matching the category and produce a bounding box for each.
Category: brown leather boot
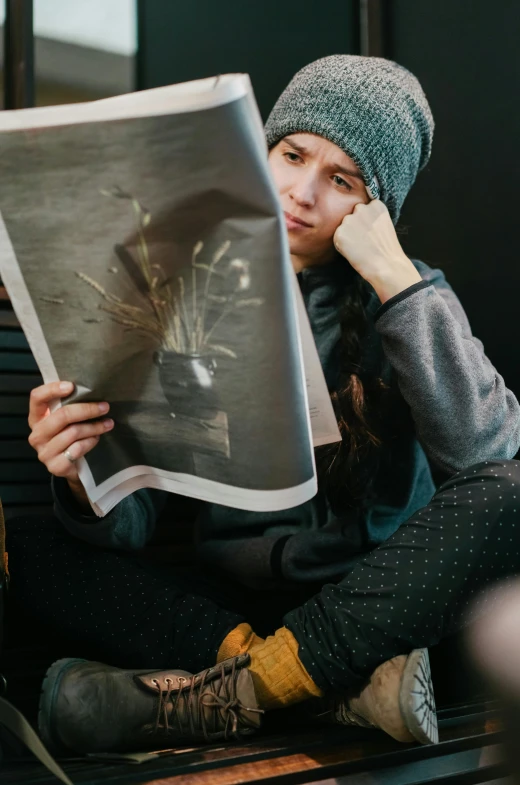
[311,649,438,745]
[38,653,263,754]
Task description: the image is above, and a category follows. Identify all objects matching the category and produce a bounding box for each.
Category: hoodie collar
[298,254,356,331]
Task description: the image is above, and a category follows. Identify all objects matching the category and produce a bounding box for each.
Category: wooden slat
[0,440,35,460]
[0,483,52,504]
[0,462,48,482]
[0,309,20,328]
[0,329,29,350]
[0,351,38,372]
[146,750,504,785]
[0,395,31,414]
[0,416,30,437]
[0,373,41,393]
[0,706,504,784]
[142,717,503,785]
[4,504,53,521]
[309,750,504,785]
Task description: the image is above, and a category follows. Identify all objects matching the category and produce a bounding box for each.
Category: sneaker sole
[38,657,89,755]
[399,648,439,745]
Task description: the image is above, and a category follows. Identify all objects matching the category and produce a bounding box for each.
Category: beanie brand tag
[366,176,380,200]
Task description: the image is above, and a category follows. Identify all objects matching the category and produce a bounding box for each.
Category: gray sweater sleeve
[52,476,166,550]
[374,261,520,473]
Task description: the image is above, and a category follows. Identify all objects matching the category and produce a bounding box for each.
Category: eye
[283,151,302,163]
[332,175,353,191]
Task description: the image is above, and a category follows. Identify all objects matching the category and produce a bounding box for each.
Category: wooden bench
[0,699,506,785]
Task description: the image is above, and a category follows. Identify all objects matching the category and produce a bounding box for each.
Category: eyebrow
[284,136,365,181]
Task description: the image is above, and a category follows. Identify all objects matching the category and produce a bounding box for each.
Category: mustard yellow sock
[247,626,323,710]
[217,622,265,663]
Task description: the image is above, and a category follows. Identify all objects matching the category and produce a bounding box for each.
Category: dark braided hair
[315,272,399,512]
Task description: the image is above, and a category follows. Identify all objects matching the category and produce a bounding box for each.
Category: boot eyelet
[178,677,187,685]
[165,677,172,685]
[152,678,159,687]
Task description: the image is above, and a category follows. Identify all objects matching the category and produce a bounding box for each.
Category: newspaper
[0,74,340,515]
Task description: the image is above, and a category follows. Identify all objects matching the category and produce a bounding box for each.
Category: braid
[315,274,393,511]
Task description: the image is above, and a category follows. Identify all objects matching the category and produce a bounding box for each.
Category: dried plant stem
[101,303,160,333]
[199,240,230,341]
[191,246,199,353]
[106,314,163,337]
[102,309,164,340]
[132,200,152,286]
[196,315,203,348]
[130,199,173,342]
[76,272,122,304]
[83,188,261,359]
[203,295,236,346]
[172,308,185,353]
[178,276,193,345]
[161,282,182,350]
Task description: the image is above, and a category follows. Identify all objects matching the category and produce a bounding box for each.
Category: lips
[284,211,313,228]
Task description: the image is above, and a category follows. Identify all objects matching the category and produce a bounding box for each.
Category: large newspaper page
[0,75,340,515]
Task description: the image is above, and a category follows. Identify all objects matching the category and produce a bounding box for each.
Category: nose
[288,171,316,208]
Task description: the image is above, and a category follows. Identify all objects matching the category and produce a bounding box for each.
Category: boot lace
[152,658,263,741]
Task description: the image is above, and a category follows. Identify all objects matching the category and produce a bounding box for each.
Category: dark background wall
[137,0,520,396]
[390,1,520,398]
[137,0,358,119]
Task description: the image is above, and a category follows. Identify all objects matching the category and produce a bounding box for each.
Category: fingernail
[98,402,109,414]
[59,381,73,392]
[103,418,114,429]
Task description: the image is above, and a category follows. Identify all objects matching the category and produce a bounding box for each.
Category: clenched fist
[333,199,422,303]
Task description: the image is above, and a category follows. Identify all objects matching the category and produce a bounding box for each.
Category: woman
[10,55,520,753]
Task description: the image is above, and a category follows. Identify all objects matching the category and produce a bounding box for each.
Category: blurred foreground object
[468,578,520,782]
[469,579,520,693]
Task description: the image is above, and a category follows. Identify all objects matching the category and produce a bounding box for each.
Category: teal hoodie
[52,259,520,586]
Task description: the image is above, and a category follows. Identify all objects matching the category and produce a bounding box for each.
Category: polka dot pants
[6,521,246,674]
[6,460,520,692]
[285,460,520,692]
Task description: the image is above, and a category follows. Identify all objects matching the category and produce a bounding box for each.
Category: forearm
[375,282,520,471]
[52,475,166,550]
[66,477,91,512]
[368,254,422,304]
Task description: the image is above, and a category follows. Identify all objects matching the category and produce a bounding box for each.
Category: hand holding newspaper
[0,75,340,515]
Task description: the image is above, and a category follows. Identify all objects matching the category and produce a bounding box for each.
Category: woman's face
[268,133,370,271]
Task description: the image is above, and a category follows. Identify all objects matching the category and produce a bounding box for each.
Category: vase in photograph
[154,350,219,420]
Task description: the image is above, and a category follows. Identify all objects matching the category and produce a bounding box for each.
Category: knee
[452,459,518,486]
[456,459,520,507]
[435,460,520,517]
[478,459,519,492]
[489,460,520,513]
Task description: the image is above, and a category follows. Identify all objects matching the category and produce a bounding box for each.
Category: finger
[369,198,387,215]
[333,224,346,248]
[338,211,354,229]
[46,436,101,478]
[28,381,74,429]
[38,418,114,465]
[29,401,110,449]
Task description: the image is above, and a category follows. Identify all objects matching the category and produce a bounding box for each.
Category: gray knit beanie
[265,55,434,222]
